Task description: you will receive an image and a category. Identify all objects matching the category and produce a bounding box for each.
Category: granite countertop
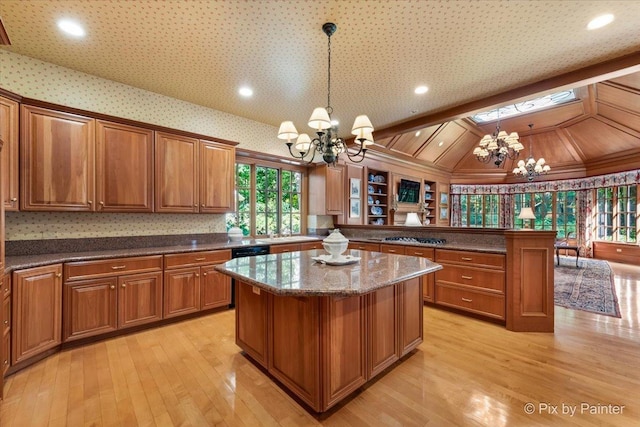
[215,249,442,297]
[4,236,321,273]
[353,238,507,254]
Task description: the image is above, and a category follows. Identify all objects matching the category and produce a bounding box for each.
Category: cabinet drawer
[65,255,163,281]
[2,296,10,334]
[436,249,505,270]
[435,284,505,320]
[436,265,504,293]
[164,250,232,269]
[405,247,434,259]
[379,244,406,254]
[1,274,9,298]
[2,332,9,375]
[270,243,301,254]
[348,242,380,252]
[299,241,323,250]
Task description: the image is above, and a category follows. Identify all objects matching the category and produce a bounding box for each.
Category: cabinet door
[367,285,398,378]
[12,264,62,364]
[118,272,163,329]
[155,131,199,212]
[236,281,269,368]
[63,277,117,342]
[96,120,154,212]
[201,264,231,310]
[199,140,235,213]
[21,106,95,211]
[0,96,19,211]
[325,165,344,214]
[164,267,201,318]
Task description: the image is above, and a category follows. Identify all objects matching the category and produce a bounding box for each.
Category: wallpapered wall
[0,51,288,241]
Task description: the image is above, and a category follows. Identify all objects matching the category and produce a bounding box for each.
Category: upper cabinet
[96,120,154,212]
[308,164,344,216]
[20,105,95,211]
[156,132,235,213]
[155,132,199,213]
[199,140,235,213]
[0,96,19,211]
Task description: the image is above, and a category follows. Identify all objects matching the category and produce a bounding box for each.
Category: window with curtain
[617,185,637,243]
[596,188,614,241]
[459,194,500,227]
[513,192,554,230]
[226,163,303,237]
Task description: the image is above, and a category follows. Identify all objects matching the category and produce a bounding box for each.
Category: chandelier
[512,124,551,181]
[473,112,524,167]
[277,22,373,166]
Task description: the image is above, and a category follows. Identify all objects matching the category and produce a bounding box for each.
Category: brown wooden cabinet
[163,250,232,317]
[236,281,269,368]
[21,105,95,211]
[299,241,323,250]
[199,140,235,213]
[96,120,154,212]
[63,256,163,342]
[347,241,380,252]
[0,96,19,211]
[12,264,63,365]
[1,274,11,399]
[269,243,301,254]
[434,249,506,320]
[155,132,235,213]
[308,164,344,215]
[404,246,436,303]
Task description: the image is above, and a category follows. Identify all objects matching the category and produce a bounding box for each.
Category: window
[514,192,554,230]
[555,191,577,239]
[226,163,303,237]
[459,194,500,227]
[596,188,614,241]
[617,185,637,243]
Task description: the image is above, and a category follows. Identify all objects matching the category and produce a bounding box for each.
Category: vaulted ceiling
[1,1,640,182]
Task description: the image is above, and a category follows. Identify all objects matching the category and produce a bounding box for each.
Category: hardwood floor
[1,261,639,426]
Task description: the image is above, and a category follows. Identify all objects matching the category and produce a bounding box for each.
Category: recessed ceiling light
[587,14,614,30]
[415,131,421,137]
[414,86,429,95]
[438,141,444,147]
[238,87,253,97]
[57,19,85,37]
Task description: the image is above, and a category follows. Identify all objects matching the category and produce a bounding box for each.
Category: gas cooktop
[382,236,446,245]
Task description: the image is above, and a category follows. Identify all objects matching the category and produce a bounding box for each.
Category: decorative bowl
[323,229,349,259]
[228,226,243,242]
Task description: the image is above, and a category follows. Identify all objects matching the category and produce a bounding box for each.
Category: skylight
[470,89,577,123]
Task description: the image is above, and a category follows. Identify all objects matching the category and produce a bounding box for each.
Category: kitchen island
[215,249,442,413]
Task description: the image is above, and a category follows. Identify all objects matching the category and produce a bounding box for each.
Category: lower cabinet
[235,277,422,412]
[12,264,62,365]
[269,243,301,254]
[1,273,10,399]
[404,246,436,303]
[63,256,163,342]
[163,250,232,318]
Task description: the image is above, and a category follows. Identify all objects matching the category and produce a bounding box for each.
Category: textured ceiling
[1,0,640,139]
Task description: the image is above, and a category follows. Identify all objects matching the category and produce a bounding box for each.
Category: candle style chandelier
[277,23,373,166]
[512,124,550,181]
[473,110,524,167]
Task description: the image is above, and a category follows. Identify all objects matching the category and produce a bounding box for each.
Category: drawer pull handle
[194,257,206,261]
[3,360,7,365]
[121,284,127,288]
[203,272,207,276]
[3,320,7,325]
[461,257,473,261]
[111,265,127,270]
[110,285,115,290]
[461,297,473,303]
[461,275,473,280]
[196,274,199,278]
[56,273,62,278]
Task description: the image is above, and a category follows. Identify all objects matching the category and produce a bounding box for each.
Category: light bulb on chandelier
[512,124,551,181]
[473,108,524,167]
[277,23,374,166]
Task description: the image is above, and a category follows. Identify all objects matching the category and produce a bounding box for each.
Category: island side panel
[321,295,367,411]
[367,285,399,378]
[236,281,269,368]
[399,277,423,356]
[269,294,321,411]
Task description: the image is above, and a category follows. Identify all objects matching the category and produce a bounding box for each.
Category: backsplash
[5,212,227,241]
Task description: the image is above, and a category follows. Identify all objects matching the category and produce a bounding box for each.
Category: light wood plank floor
[1,260,639,426]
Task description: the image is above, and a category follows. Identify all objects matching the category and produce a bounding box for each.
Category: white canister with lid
[322,229,349,259]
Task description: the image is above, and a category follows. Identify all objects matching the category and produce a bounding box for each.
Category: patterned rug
[554,257,621,317]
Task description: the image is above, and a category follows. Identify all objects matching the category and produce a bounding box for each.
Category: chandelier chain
[326,31,332,115]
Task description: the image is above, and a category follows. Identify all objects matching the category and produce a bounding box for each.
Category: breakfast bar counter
[215,249,442,412]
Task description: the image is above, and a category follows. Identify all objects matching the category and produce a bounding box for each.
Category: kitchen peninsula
[215,249,442,413]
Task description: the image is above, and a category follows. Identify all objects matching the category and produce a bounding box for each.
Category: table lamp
[518,207,536,229]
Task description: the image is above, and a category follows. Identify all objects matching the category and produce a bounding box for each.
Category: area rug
[554,257,621,318]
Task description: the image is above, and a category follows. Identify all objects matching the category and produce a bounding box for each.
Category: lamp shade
[278,121,298,141]
[404,212,422,226]
[355,130,374,146]
[308,107,332,131]
[294,133,312,152]
[351,115,374,137]
[518,207,536,220]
